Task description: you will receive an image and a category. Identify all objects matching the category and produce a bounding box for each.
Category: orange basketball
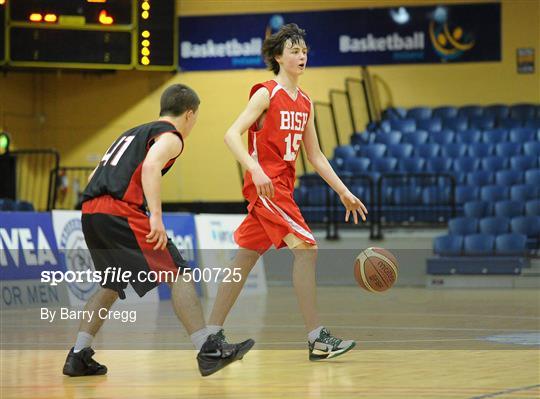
[354,247,398,292]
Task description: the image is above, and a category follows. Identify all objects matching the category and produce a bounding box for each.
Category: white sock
[190,328,210,350]
[74,332,94,353]
[308,326,324,343]
[207,325,223,335]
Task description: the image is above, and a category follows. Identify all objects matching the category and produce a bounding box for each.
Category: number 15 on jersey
[284,133,302,161]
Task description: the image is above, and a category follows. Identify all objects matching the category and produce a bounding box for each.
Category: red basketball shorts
[234,188,316,254]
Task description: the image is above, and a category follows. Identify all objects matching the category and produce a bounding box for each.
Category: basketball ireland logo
[60,218,99,301]
[429,6,475,61]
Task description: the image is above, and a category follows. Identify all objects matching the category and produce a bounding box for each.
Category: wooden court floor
[1,287,539,398]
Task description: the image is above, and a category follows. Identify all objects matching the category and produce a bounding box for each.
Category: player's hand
[252,166,275,199]
[339,190,368,224]
[146,213,168,250]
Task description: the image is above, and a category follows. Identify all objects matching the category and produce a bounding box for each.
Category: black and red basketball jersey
[82,120,182,207]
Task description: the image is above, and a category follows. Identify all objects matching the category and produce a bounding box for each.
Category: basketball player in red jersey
[207,24,368,360]
[62,84,253,377]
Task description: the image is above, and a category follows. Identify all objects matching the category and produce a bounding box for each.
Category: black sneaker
[62,347,107,377]
[197,333,255,377]
[213,329,254,360]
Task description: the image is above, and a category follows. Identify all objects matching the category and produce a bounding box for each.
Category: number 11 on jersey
[284,133,302,161]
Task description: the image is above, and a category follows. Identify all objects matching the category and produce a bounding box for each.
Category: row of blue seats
[433,233,531,256]
[381,117,540,133]
[0,198,35,211]
[385,103,540,121]
[352,129,540,146]
[334,155,540,175]
[463,200,540,218]
[448,216,540,237]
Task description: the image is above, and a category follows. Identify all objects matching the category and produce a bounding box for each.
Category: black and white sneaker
[308,328,355,361]
[62,347,107,376]
[197,333,255,377]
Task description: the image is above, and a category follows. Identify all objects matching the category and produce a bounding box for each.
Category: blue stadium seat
[458,105,483,118]
[455,129,481,144]
[433,235,463,256]
[299,173,323,187]
[484,104,510,119]
[499,118,522,129]
[469,115,495,130]
[525,169,540,186]
[393,186,422,204]
[511,216,540,237]
[415,143,440,158]
[383,107,406,120]
[390,118,416,134]
[387,143,413,158]
[14,200,35,212]
[379,120,392,133]
[509,128,536,143]
[371,157,398,172]
[422,187,451,205]
[510,156,537,171]
[456,186,479,204]
[479,216,510,235]
[306,186,328,206]
[0,198,15,211]
[407,107,432,120]
[464,201,493,218]
[525,200,540,216]
[495,142,522,157]
[510,103,537,120]
[398,158,425,172]
[452,172,467,185]
[449,217,478,235]
[523,141,540,157]
[375,131,402,146]
[417,118,442,132]
[495,233,527,255]
[441,143,467,158]
[467,171,493,186]
[480,185,509,202]
[443,117,468,132]
[524,119,540,129]
[433,106,458,119]
[464,234,495,255]
[482,129,508,144]
[429,129,455,145]
[494,200,523,218]
[453,157,480,174]
[343,158,371,174]
[510,184,540,201]
[481,156,508,172]
[334,145,356,161]
[426,157,452,173]
[495,170,523,186]
[294,187,307,205]
[468,143,494,158]
[359,143,387,158]
[350,132,372,146]
[402,131,429,146]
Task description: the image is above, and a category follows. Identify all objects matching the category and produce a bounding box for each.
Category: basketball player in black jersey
[62,84,254,377]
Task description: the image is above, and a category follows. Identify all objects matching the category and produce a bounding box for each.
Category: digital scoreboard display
[2,0,176,70]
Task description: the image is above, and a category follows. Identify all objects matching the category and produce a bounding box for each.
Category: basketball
[354,247,398,292]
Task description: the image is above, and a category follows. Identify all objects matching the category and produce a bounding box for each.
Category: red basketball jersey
[242,80,312,204]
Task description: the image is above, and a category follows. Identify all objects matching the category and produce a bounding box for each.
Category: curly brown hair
[262,23,306,75]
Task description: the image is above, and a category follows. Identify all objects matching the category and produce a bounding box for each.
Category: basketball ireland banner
[179,3,501,70]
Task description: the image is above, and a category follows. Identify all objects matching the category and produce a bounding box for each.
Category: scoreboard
[1,0,176,70]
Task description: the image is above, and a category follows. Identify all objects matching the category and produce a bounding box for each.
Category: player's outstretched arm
[303,104,368,224]
[224,87,274,198]
[141,133,183,250]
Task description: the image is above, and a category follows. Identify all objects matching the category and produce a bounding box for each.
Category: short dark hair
[262,23,307,75]
[159,84,200,117]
